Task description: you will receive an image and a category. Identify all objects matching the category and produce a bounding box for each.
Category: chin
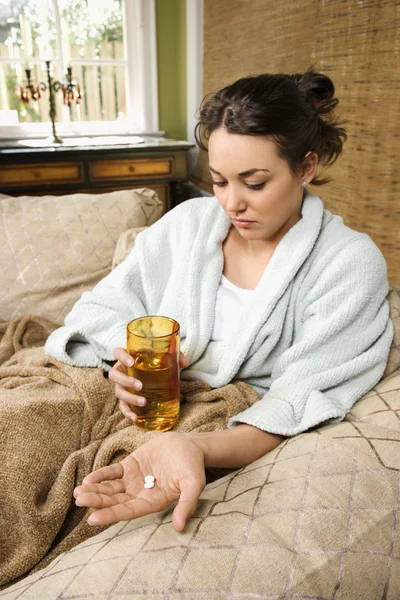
[237,227,274,239]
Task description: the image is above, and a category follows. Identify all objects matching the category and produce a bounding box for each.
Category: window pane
[0,0,127,125]
[63,0,125,62]
[0,60,69,123]
[74,63,126,121]
[0,0,59,63]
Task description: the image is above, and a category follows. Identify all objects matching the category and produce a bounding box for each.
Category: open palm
[73,432,206,532]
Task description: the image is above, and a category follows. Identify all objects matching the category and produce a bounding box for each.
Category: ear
[300,152,319,184]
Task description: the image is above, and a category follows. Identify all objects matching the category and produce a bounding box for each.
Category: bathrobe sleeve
[228,236,394,436]
[44,245,149,369]
[43,196,227,370]
[44,206,179,370]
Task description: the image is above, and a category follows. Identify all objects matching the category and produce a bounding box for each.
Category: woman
[45,68,393,532]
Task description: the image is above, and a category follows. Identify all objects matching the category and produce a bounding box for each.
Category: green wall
[156,0,187,140]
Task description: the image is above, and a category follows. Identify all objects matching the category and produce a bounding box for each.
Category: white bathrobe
[45,193,393,436]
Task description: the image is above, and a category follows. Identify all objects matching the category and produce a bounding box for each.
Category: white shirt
[211,275,255,341]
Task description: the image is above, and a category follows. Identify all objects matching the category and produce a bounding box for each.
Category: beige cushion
[112,226,148,270]
[384,286,400,378]
[0,188,163,324]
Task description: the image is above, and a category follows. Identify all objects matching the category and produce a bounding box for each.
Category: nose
[225,184,246,214]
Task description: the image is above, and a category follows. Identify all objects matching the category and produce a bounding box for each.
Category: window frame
[0,0,160,139]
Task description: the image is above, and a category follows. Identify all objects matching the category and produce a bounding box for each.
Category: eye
[212,181,227,187]
[246,182,266,190]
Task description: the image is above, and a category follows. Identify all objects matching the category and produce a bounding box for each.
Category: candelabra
[20,60,82,144]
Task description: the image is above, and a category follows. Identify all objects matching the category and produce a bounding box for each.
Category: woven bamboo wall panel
[193,0,400,284]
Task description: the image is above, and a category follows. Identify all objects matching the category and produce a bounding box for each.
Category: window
[0,0,159,137]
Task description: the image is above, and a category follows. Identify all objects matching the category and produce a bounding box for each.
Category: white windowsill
[0,122,164,141]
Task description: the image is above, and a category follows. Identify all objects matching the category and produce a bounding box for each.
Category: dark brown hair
[195,67,347,185]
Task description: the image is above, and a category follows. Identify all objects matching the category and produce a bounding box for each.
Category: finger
[73,479,126,498]
[109,367,143,392]
[172,479,204,532]
[75,491,131,510]
[86,497,155,526]
[110,360,127,376]
[81,463,124,485]
[115,384,146,407]
[119,399,138,422]
[113,347,134,367]
[179,352,190,368]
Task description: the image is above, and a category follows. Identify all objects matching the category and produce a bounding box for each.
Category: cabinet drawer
[0,162,84,187]
[89,158,173,182]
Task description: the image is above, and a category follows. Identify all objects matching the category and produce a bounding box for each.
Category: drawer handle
[128,165,136,173]
[33,171,40,179]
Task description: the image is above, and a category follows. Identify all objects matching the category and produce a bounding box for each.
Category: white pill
[144,475,155,483]
[144,481,154,489]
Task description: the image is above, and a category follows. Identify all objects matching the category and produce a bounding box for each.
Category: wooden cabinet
[0,161,84,187]
[0,138,193,211]
[88,157,173,182]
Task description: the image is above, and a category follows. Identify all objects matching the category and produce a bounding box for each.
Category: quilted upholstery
[2,408,400,598]
[0,188,163,324]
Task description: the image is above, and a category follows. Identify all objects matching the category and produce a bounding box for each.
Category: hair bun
[291,68,337,115]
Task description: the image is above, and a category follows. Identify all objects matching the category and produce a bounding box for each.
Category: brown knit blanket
[0,315,259,588]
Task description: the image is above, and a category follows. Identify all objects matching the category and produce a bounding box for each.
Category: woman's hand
[73,432,206,532]
[109,347,189,422]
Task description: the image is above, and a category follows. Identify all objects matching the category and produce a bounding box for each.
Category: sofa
[0,188,399,599]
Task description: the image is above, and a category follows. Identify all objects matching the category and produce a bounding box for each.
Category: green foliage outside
[63,0,123,49]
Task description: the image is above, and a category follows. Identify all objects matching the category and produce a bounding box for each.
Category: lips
[232,218,255,227]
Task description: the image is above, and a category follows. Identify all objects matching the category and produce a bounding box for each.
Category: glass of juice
[126,316,180,432]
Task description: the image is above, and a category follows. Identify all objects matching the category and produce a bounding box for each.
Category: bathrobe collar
[183,192,325,380]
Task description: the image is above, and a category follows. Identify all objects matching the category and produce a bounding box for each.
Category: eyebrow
[209,166,270,177]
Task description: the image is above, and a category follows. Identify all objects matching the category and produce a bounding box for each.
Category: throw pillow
[0,188,163,324]
[112,226,148,270]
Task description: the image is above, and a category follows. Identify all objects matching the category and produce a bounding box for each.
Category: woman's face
[208,128,314,245]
